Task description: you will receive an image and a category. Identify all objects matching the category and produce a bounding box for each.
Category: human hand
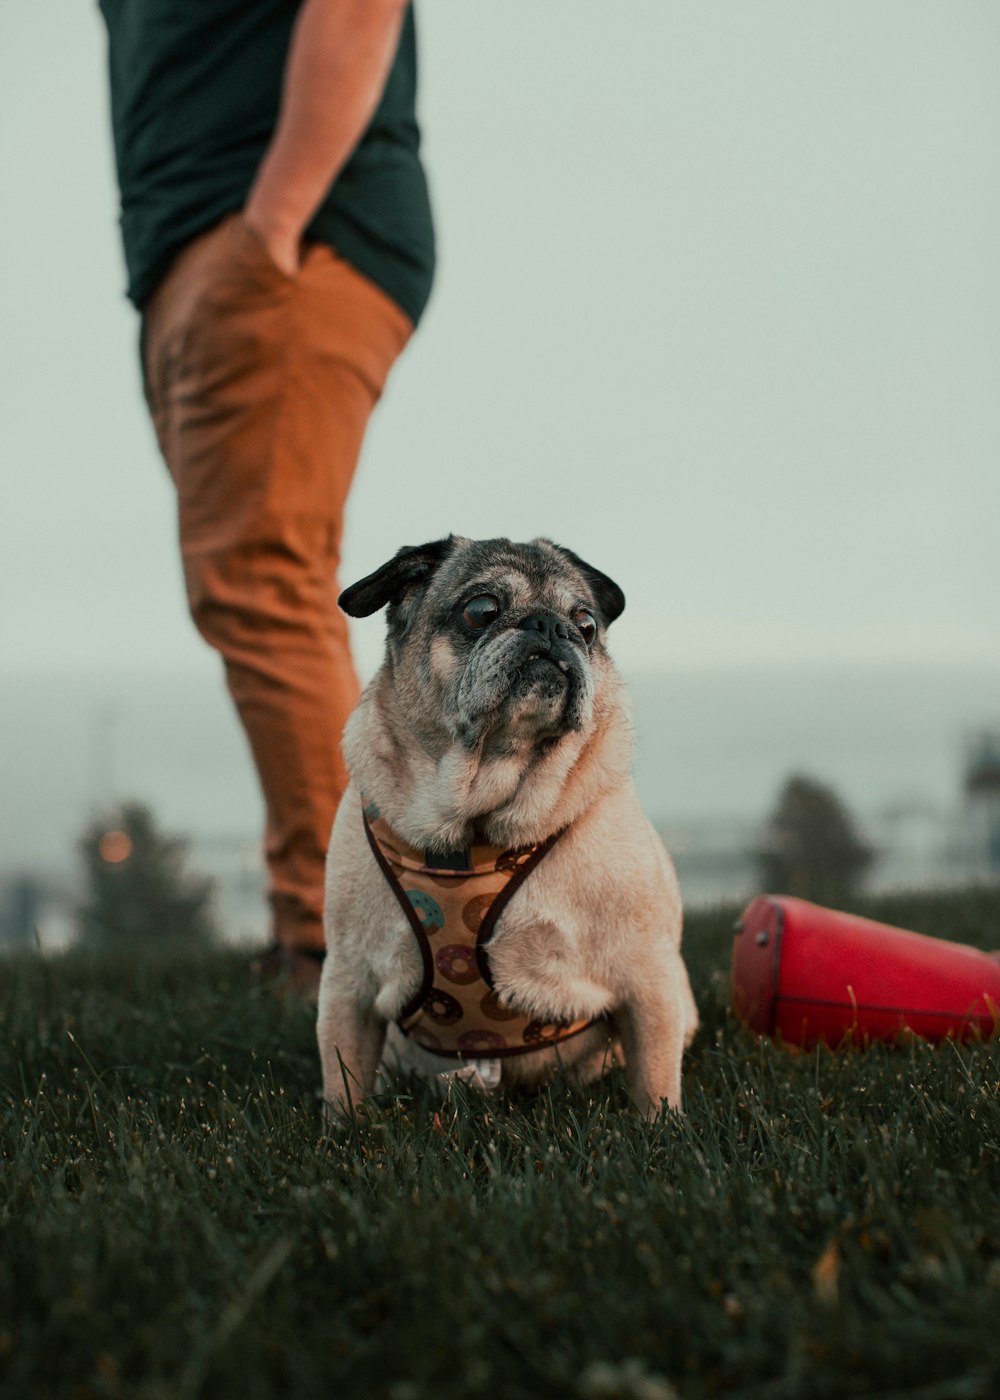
[241,204,302,279]
[241,0,407,287]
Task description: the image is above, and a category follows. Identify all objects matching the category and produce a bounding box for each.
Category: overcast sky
[2,2,998,688]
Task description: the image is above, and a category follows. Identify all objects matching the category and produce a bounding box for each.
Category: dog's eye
[463,594,501,629]
[573,609,597,646]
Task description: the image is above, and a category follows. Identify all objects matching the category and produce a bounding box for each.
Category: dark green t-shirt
[99,0,435,323]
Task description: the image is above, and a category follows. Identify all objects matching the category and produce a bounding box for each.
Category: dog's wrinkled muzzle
[453,611,593,744]
[516,612,580,674]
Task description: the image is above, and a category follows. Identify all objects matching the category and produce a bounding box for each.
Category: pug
[317,535,698,1118]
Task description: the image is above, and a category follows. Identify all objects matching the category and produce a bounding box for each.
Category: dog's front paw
[629,1086,684,1120]
[319,1093,367,1139]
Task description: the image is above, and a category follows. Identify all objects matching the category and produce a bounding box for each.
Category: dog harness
[361,798,599,1058]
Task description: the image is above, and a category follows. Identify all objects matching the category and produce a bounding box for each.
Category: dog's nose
[518,613,569,646]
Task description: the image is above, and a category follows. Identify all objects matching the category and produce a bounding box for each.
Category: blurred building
[963,730,1000,873]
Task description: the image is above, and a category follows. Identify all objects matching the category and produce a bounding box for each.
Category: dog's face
[340,536,625,755]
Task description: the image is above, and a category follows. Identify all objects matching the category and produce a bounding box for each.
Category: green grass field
[2,887,999,1400]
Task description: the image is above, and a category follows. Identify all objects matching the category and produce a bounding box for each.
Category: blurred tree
[77,801,217,949]
[755,774,874,904]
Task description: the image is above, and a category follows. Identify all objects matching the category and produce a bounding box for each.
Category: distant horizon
[4,656,999,884]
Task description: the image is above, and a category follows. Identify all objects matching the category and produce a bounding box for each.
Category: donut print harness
[361,798,599,1058]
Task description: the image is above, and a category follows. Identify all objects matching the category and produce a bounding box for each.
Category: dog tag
[469,1058,502,1091]
[439,1057,502,1093]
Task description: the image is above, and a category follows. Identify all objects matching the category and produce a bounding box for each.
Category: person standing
[99,0,435,990]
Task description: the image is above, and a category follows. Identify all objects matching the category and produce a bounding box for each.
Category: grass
[2,887,999,1400]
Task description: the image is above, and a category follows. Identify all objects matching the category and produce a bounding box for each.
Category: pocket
[231,214,301,289]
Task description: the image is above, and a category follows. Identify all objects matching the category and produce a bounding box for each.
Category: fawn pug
[317,536,697,1117]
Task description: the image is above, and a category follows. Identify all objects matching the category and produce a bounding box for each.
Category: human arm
[244,0,409,276]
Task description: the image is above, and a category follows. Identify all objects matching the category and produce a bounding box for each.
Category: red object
[731,895,1000,1047]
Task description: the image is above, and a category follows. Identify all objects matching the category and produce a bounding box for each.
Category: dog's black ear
[339,537,456,617]
[550,544,626,627]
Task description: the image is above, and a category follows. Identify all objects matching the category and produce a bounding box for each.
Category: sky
[1,3,999,881]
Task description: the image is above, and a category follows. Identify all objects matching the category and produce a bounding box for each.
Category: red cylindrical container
[732,895,1000,1047]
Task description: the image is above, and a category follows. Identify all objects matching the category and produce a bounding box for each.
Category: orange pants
[143,214,412,952]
